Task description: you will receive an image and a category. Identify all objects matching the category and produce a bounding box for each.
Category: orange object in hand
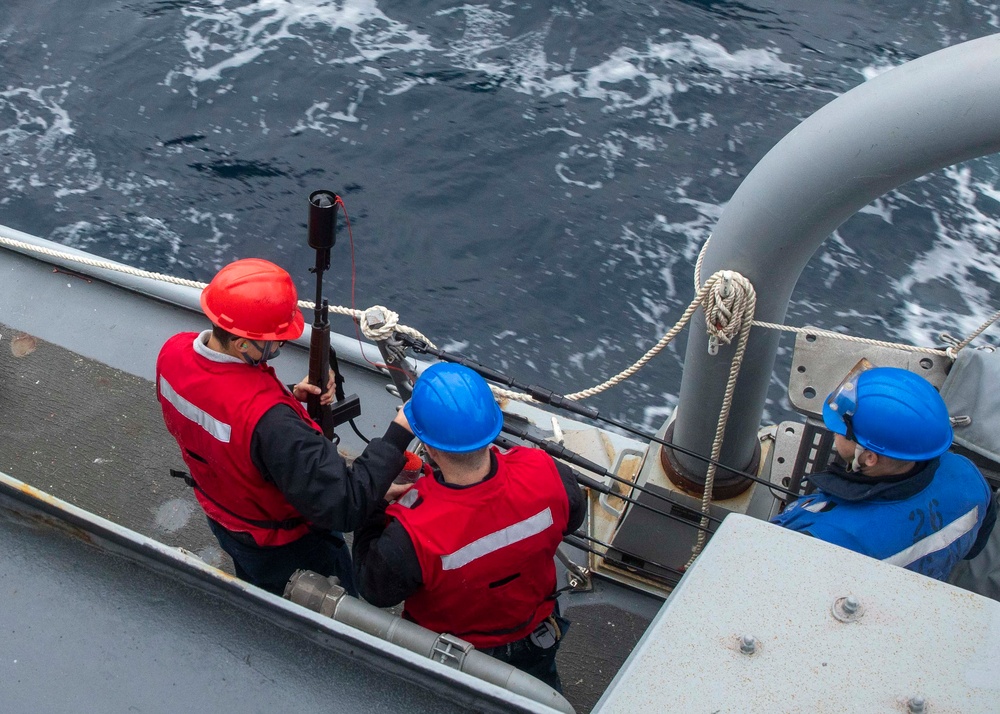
[394,450,425,485]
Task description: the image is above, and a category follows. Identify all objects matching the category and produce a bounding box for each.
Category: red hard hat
[200,258,304,341]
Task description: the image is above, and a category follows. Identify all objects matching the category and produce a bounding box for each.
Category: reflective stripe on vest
[156,332,316,547]
[883,505,980,568]
[387,446,569,648]
[441,508,554,571]
[397,488,420,509]
[159,375,232,443]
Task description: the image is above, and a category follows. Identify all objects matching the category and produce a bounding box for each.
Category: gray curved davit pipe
[671,33,1000,480]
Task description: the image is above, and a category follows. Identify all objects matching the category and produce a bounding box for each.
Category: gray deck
[0,320,660,712]
[0,502,475,714]
[0,321,223,566]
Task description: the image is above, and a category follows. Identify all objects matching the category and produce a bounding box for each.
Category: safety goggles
[825,358,874,441]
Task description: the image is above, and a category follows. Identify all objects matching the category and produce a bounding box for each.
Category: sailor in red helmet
[352,363,586,692]
[156,258,411,595]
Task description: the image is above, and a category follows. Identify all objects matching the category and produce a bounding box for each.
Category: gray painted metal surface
[0,470,571,714]
[0,222,389,375]
[786,330,949,418]
[672,33,1000,478]
[0,225,641,465]
[594,514,1000,713]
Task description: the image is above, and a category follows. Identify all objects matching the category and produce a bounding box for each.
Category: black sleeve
[554,459,587,535]
[352,505,424,608]
[965,489,998,560]
[250,406,411,532]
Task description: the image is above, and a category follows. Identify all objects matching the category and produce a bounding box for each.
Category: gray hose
[284,570,575,714]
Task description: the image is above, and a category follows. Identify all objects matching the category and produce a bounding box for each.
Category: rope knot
[702,270,755,354]
[359,305,400,341]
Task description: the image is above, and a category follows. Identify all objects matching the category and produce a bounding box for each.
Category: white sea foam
[857,61,902,81]
[966,0,1000,28]
[641,396,677,434]
[291,84,369,136]
[49,214,195,268]
[436,9,798,128]
[893,165,1000,345]
[0,84,75,151]
[167,0,434,89]
[0,84,107,204]
[590,185,725,376]
[181,208,236,250]
[170,2,795,142]
[436,7,797,105]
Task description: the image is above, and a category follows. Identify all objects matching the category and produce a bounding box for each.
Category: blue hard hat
[403,363,503,453]
[822,366,953,461]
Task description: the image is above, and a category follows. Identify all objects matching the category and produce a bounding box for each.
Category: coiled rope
[693,236,958,357]
[684,269,756,564]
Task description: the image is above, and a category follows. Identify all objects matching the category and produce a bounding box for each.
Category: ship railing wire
[4,233,999,564]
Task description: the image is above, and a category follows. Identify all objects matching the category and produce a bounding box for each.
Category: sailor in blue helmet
[772,360,996,580]
[352,362,586,692]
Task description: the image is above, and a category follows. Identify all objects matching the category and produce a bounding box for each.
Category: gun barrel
[307,319,335,440]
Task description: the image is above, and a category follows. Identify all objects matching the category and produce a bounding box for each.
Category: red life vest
[156,332,319,546]
[387,446,569,648]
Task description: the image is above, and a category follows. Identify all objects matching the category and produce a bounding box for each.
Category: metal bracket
[556,544,592,592]
[430,633,474,668]
[788,328,950,419]
[766,419,835,511]
[364,307,417,403]
[598,447,644,518]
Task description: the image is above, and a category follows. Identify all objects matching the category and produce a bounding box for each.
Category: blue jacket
[772,452,993,580]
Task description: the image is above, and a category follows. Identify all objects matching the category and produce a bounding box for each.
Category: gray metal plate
[765,421,806,518]
[787,329,950,418]
[594,514,1000,714]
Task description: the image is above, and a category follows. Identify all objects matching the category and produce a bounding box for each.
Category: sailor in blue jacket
[772,362,995,581]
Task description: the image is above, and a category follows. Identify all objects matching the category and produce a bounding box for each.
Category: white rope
[322,303,436,347]
[490,270,755,403]
[952,307,1000,353]
[0,233,442,350]
[751,321,950,357]
[685,269,757,566]
[695,236,987,357]
[5,231,999,405]
[0,234,206,289]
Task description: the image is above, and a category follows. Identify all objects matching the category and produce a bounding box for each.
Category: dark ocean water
[2,0,999,430]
